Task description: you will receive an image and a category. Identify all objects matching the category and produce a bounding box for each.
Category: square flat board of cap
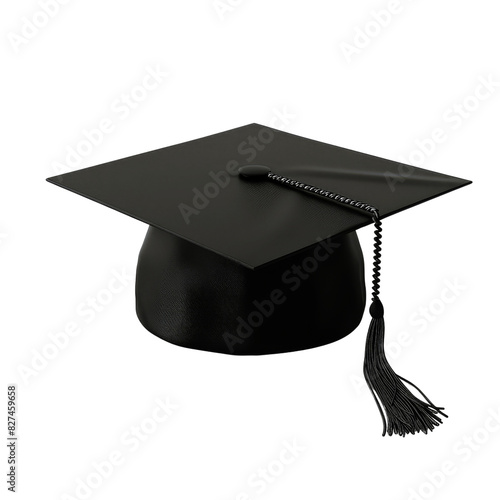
[47,123,471,269]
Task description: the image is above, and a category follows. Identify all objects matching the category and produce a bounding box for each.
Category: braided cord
[267,172,382,301]
[371,215,382,301]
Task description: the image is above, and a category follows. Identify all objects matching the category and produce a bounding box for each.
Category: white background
[1,1,499,499]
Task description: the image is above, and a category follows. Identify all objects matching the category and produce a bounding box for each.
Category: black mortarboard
[47,123,471,436]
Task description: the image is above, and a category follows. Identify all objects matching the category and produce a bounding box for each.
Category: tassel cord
[262,171,447,436]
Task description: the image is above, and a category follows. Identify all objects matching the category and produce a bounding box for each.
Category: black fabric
[46,124,471,357]
[136,226,366,355]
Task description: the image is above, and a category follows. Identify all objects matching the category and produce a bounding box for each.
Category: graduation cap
[47,123,471,436]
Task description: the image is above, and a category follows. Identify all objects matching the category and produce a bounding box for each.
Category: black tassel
[363,215,447,436]
[241,168,448,436]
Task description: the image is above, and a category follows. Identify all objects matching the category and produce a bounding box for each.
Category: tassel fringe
[363,299,448,436]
